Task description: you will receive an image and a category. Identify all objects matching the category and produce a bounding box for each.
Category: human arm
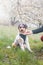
[24,30,32,35]
[32,26,43,34]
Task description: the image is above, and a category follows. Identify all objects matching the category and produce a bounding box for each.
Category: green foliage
[0,26,43,65]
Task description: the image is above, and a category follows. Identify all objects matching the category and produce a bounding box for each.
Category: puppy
[12,24,33,52]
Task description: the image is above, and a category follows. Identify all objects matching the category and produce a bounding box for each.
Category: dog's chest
[19,34,26,41]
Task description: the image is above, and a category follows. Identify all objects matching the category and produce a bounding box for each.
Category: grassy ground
[0,26,43,65]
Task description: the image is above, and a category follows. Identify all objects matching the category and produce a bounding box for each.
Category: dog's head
[18,24,28,33]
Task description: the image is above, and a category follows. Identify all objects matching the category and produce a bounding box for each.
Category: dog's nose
[21,29,23,31]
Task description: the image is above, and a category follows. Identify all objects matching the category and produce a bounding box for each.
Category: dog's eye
[20,27,22,28]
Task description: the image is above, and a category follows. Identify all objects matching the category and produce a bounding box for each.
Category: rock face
[0,0,43,26]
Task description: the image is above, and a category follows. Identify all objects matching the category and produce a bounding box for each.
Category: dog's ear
[24,24,28,29]
[18,24,22,29]
[18,24,20,29]
[18,24,28,29]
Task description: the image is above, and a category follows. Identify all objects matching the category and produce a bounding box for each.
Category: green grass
[0,26,43,65]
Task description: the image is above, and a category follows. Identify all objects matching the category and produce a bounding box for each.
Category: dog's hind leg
[25,37,33,52]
